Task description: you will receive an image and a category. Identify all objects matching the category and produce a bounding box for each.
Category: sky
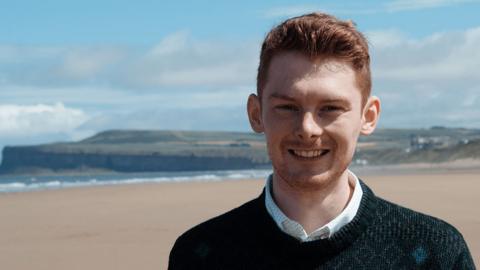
[1,0,480,149]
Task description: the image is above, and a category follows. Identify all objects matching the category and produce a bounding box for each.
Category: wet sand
[0,171,478,269]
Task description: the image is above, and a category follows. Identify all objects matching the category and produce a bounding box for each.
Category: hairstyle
[257,12,371,104]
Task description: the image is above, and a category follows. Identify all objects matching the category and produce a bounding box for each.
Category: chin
[274,166,344,192]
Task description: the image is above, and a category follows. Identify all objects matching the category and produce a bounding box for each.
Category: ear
[247,94,264,133]
[360,96,380,136]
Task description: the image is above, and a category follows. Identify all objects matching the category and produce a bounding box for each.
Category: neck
[272,171,354,234]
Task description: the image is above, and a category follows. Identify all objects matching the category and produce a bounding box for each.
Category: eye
[319,105,342,113]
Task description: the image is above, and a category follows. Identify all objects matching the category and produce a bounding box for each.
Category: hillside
[0,130,270,174]
[1,128,480,175]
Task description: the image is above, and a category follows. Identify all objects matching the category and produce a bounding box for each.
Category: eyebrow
[268,93,296,101]
[268,93,348,103]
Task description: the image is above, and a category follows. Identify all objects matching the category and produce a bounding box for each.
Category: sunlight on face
[259,52,366,191]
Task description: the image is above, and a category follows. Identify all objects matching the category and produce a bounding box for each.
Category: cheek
[324,118,361,151]
[262,115,291,159]
[264,135,288,166]
[263,111,294,133]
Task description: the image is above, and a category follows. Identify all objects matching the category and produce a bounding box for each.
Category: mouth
[288,149,330,159]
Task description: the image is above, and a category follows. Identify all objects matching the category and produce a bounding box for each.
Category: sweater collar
[252,179,378,256]
[264,170,364,242]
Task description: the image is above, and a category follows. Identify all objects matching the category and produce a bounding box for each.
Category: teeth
[293,150,326,158]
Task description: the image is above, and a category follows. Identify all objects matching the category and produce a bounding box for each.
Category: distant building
[409,134,450,150]
[459,138,470,145]
[353,158,368,166]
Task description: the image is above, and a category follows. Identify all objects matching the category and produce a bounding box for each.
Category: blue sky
[1,0,480,148]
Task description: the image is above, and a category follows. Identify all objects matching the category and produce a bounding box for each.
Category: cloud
[0,103,89,137]
[369,27,480,128]
[125,33,258,88]
[371,27,480,81]
[1,26,480,135]
[79,106,251,132]
[149,31,189,56]
[0,44,128,87]
[58,48,125,80]
[365,29,408,49]
[0,32,258,91]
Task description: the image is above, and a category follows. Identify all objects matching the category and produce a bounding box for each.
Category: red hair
[257,13,371,104]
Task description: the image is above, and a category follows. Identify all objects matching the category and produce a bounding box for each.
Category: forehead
[264,52,360,100]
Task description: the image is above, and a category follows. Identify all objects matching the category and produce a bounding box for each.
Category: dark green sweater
[168,181,475,269]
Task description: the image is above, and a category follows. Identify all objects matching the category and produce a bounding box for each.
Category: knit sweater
[168,181,475,269]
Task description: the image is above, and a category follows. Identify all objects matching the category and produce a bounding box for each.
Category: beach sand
[0,171,478,269]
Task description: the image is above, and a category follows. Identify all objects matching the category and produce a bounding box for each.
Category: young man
[168,13,475,269]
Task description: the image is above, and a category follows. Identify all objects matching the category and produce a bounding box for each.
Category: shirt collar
[264,170,363,242]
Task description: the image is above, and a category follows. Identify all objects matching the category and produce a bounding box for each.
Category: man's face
[248,52,376,191]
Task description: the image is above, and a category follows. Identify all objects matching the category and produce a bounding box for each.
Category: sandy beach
[0,171,478,269]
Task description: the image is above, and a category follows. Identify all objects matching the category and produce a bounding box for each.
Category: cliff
[0,130,270,174]
[1,128,480,175]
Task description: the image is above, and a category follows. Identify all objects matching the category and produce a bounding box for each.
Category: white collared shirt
[264,170,363,242]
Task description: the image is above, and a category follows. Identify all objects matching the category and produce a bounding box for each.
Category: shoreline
[2,158,480,177]
[2,160,480,195]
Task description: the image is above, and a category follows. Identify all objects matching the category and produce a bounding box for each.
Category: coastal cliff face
[0,147,266,174]
[0,130,271,174]
[1,128,480,175]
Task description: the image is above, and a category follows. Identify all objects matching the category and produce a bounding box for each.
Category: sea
[0,169,273,194]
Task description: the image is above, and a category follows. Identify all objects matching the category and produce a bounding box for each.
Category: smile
[288,149,330,158]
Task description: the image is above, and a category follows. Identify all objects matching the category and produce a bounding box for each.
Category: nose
[295,111,323,140]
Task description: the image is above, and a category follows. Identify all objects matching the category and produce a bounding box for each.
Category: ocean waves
[0,169,271,193]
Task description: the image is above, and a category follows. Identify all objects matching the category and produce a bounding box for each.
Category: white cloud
[80,106,251,132]
[0,44,127,87]
[125,32,258,88]
[0,103,89,137]
[0,83,254,114]
[0,45,64,62]
[366,29,408,49]
[461,87,479,107]
[372,27,480,81]
[149,31,189,56]
[1,26,480,132]
[370,27,480,128]
[132,62,252,87]
[0,32,258,90]
[58,48,125,80]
